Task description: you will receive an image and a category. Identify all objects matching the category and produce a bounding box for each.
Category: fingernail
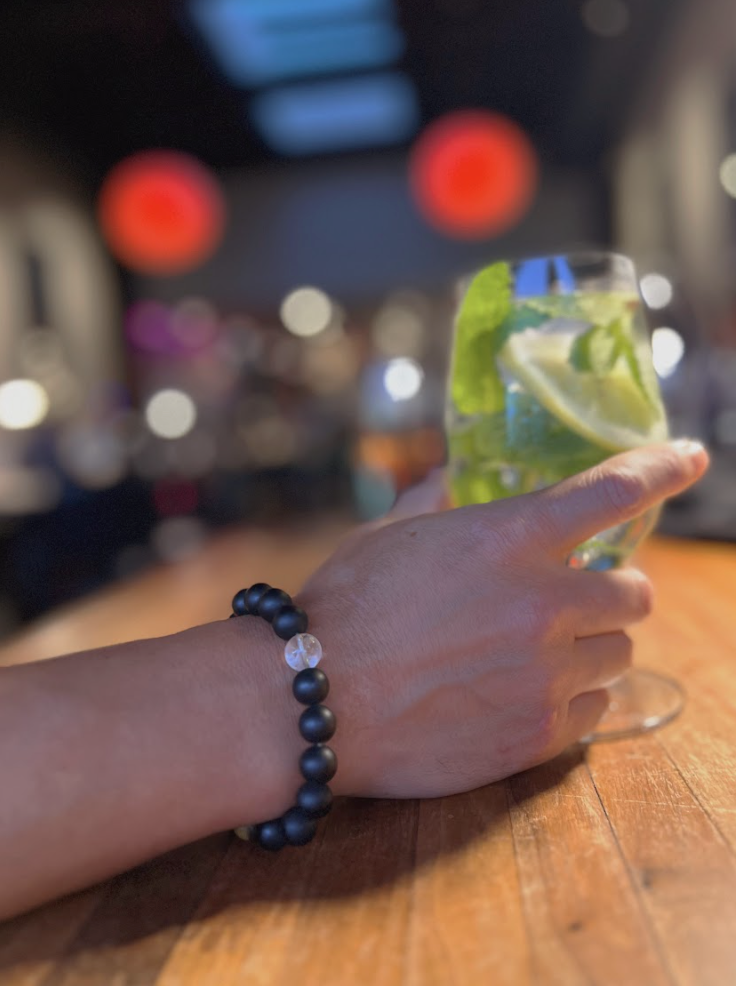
[670,438,706,457]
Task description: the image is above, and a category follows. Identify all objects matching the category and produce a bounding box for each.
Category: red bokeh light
[409,111,538,239]
[98,151,225,274]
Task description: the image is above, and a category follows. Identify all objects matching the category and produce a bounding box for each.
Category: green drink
[446,256,668,570]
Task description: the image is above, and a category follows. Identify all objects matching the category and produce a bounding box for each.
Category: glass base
[582,669,685,742]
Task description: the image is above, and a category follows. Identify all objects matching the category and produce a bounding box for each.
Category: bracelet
[229,583,336,851]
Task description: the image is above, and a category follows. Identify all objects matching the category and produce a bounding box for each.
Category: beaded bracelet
[229,583,336,851]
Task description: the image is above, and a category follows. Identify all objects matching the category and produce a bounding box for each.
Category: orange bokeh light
[98,151,225,274]
[409,111,538,239]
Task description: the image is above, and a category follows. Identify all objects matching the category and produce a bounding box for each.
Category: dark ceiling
[0,0,684,184]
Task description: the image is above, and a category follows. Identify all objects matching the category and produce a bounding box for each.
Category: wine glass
[445,250,680,740]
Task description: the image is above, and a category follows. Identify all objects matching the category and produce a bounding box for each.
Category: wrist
[201,616,301,827]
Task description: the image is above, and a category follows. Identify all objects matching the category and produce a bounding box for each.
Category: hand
[297,440,709,800]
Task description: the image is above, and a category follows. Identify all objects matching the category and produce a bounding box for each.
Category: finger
[563,689,610,746]
[529,690,610,767]
[571,631,633,694]
[562,567,654,636]
[388,469,450,521]
[343,469,449,548]
[333,468,448,551]
[527,440,709,557]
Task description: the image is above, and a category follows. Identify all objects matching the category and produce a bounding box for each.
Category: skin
[0,440,708,920]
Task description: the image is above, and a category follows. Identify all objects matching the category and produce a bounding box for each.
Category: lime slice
[498,331,668,452]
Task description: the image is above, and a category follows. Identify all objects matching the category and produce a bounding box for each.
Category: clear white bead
[284,633,323,672]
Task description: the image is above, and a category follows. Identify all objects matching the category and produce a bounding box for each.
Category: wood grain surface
[1,526,735,986]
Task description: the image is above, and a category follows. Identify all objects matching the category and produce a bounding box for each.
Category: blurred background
[0,0,734,636]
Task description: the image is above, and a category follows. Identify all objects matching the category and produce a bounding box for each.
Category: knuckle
[466,508,518,561]
[601,467,647,517]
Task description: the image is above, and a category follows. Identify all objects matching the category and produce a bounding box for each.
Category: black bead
[282,807,318,846]
[257,587,292,623]
[245,583,271,612]
[299,744,337,783]
[272,605,308,640]
[255,818,287,851]
[231,588,250,616]
[299,704,336,743]
[297,780,333,819]
[293,668,329,706]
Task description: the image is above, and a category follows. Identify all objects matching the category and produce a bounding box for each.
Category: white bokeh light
[383,358,424,401]
[651,327,685,379]
[280,286,333,338]
[0,379,50,430]
[640,273,673,310]
[719,154,736,198]
[145,388,197,439]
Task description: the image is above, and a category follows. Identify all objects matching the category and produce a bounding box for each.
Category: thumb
[527,440,709,557]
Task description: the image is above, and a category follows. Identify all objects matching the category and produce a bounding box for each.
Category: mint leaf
[612,320,658,410]
[451,262,512,415]
[569,322,621,375]
[605,313,659,409]
[568,312,659,410]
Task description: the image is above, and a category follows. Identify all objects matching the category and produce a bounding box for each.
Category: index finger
[528,440,708,557]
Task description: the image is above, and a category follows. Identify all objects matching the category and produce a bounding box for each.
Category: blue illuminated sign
[190,15,403,87]
[187,0,418,156]
[515,257,576,297]
[251,74,419,156]
[189,0,401,87]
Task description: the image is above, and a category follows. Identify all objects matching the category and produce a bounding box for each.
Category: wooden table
[1,525,736,986]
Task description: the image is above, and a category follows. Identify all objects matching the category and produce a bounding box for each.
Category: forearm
[0,617,299,920]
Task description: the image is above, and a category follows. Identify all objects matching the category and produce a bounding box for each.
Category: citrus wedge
[498,330,668,452]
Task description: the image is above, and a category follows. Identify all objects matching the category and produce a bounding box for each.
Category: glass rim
[509,249,635,274]
[454,249,640,303]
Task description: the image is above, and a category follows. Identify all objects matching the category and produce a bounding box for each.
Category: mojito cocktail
[446,252,678,739]
[446,256,668,570]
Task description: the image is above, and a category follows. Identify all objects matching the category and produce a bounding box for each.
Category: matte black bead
[272,605,308,640]
[299,704,336,743]
[256,818,287,851]
[299,744,337,783]
[244,583,271,612]
[293,668,329,706]
[231,588,250,616]
[282,807,318,846]
[257,587,292,623]
[297,780,333,819]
